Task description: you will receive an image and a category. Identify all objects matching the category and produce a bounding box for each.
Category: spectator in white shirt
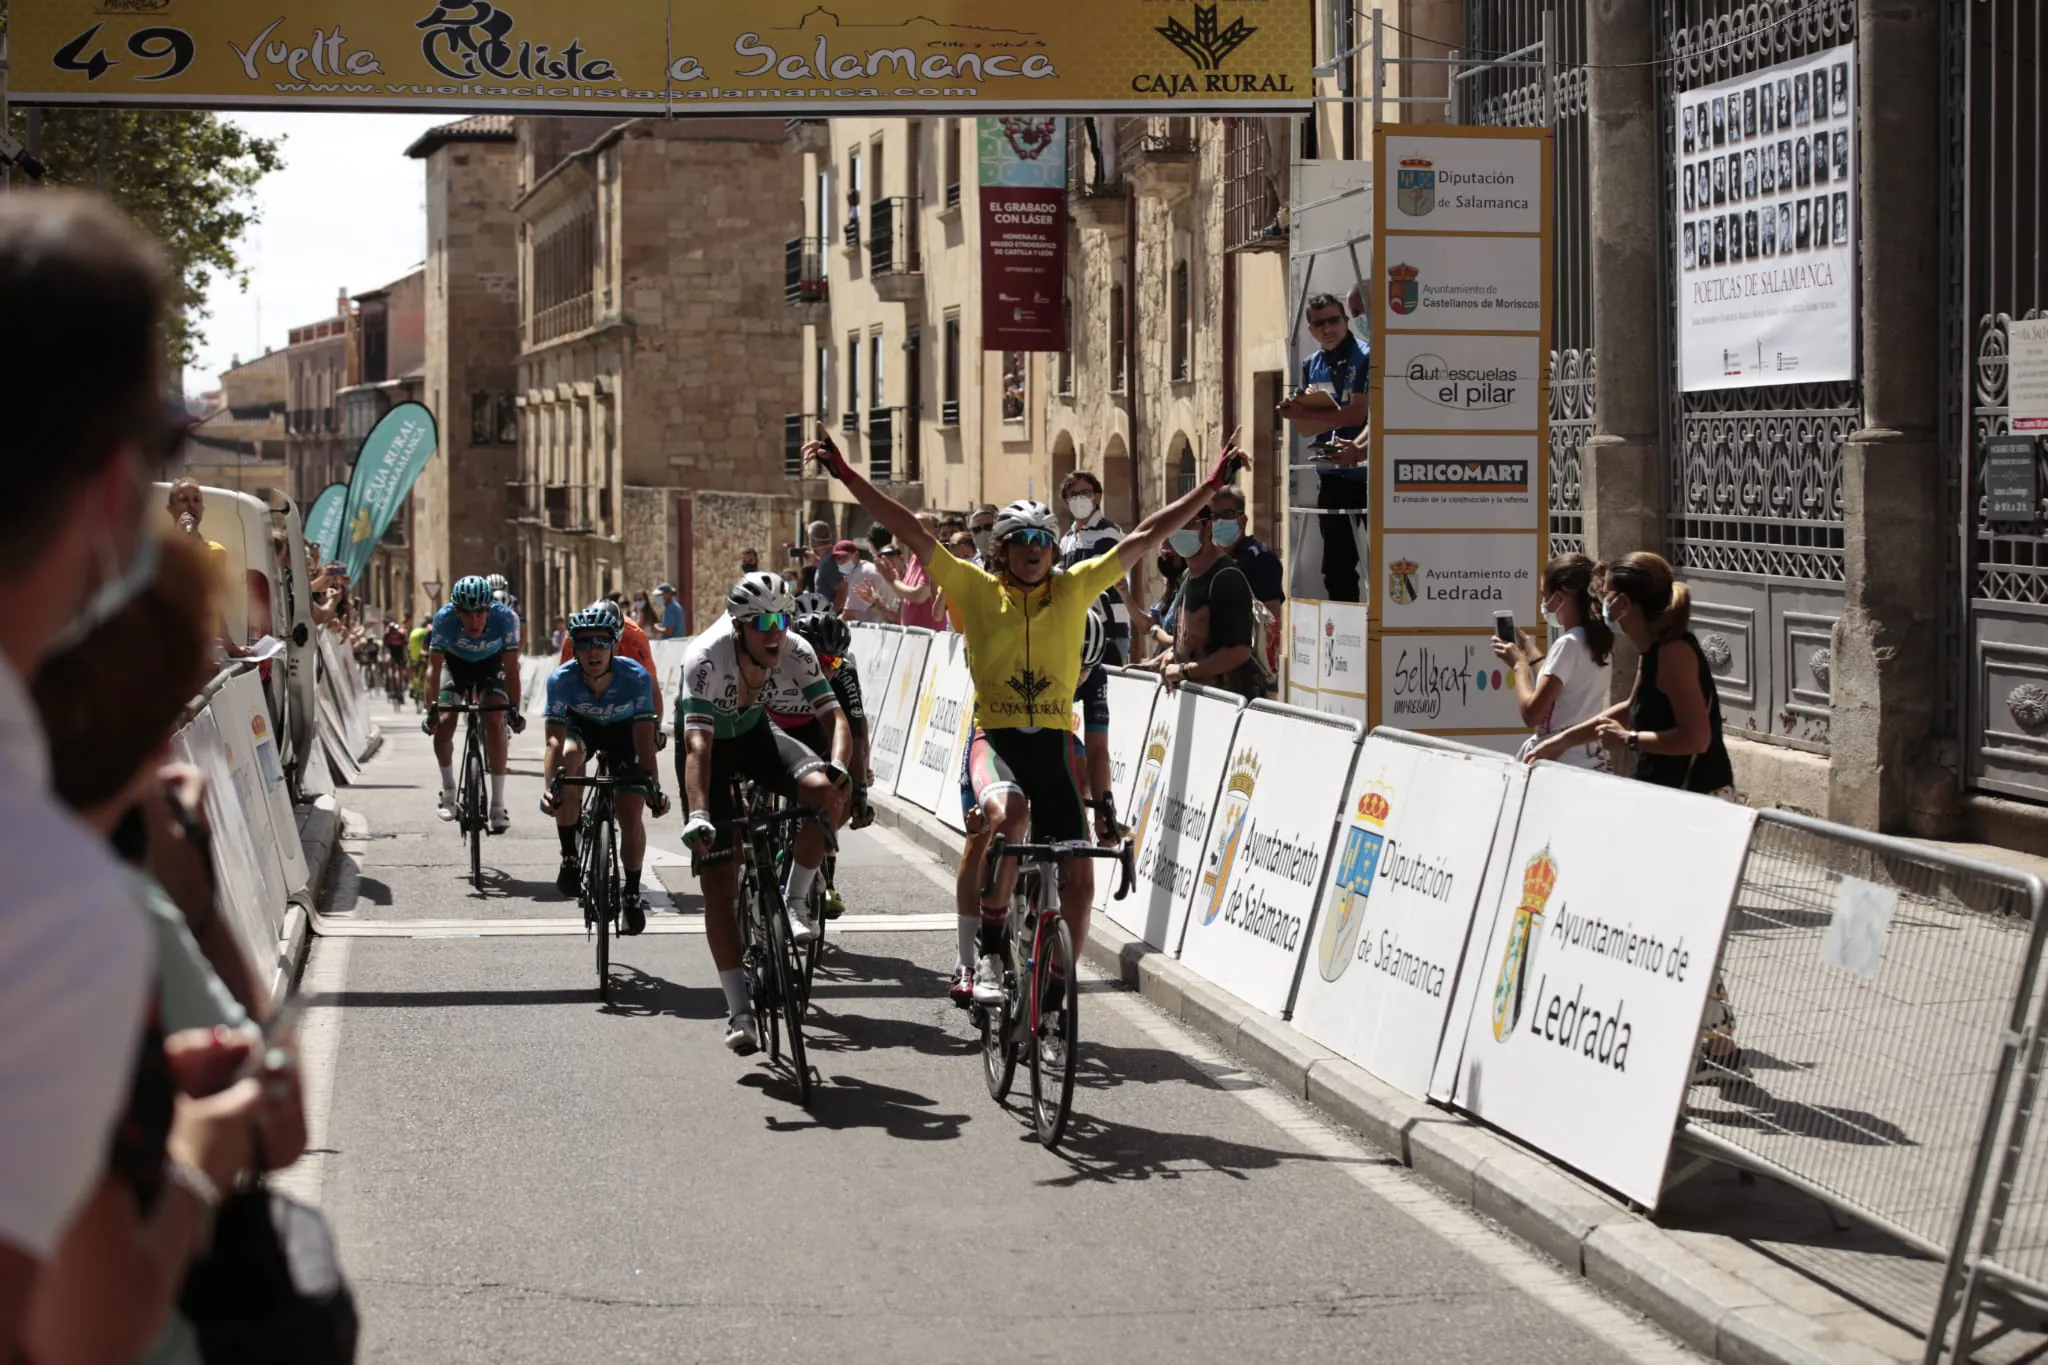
[1496,553,1616,770]
[834,540,899,624]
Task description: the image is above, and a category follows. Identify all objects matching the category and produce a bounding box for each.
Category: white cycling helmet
[727,571,796,620]
[993,499,1059,542]
[486,573,508,593]
[587,599,624,632]
[793,590,833,617]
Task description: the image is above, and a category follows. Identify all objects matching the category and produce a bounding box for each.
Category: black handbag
[180,1184,359,1365]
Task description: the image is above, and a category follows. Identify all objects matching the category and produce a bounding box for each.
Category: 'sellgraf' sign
[7,1,1313,113]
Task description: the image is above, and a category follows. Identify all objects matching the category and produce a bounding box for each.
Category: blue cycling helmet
[566,605,619,642]
[451,575,493,610]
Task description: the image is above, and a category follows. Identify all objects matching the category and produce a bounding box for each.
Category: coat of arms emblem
[1388,558,1419,606]
[1397,158,1436,217]
[1387,262,1420,316]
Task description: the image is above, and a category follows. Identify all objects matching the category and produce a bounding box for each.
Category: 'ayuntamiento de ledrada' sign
[7,0,1311,113]
[1674,42,1858,391]
[1450,765,1755,1207]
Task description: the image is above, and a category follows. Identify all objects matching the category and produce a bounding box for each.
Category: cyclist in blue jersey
[540,605,670,933]
[424,575,526,831]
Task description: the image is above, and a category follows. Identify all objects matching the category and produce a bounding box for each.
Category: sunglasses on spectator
[1004,529,1057,548]
[749,611,790,632]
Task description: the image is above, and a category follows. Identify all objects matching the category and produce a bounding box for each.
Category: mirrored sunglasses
[750,611,790,632]
[1004,528,1057,548]
[572,634,614,650]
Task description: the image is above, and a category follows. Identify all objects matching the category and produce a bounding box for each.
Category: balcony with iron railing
[1223,118,1287,253]
[785,412,817,479]
[869,197,923,304]
[1116,116,1197,198]
[866,407,921,486]
[784,237,828,322]
[1068,119,1127,229]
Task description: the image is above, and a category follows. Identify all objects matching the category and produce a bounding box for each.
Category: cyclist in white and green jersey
[676,572,853,1056]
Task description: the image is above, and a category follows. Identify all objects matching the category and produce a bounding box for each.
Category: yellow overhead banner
[7,1,1312,113]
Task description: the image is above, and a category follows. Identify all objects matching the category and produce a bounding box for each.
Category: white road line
[1085,973,1703,1364]
[307,911,956,937]
[270,931,350,1209]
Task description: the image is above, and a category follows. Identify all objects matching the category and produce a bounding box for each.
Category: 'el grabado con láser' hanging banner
[7,1,1312,114]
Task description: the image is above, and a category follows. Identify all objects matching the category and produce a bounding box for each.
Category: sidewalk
[865,791,2033,1365]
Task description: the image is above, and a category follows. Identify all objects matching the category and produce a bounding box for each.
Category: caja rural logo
[1198,752,1259,926]
[1318,773,1391,982]
[1138,3,1294,96]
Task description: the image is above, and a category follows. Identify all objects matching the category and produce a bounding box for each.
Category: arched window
[1173,438,1197,497]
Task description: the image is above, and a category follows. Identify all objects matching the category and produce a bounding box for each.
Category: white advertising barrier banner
[1675,42,1858,391]
[848,625,902,748]
[1450,765,1756,1207]
[871,631,934,789]
[178,711,286,975]
[894,636,970,814]
[1175,705,1362,1015]
[1100,668,1164,823]
[213,670,312,899]
[1103,685,1246,951]
[647,640,692,705]
[1292,735,1512,1098]
[1287,598,1321,708]
[934,657,980,834]
[1431,756,1530,1101]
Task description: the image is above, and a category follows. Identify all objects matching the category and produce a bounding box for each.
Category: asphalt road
[294,691,1703,1364]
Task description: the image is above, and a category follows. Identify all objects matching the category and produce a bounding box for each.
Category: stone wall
[690,490,798,635]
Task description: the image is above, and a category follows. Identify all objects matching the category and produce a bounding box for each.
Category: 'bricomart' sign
[7,0,1313,114]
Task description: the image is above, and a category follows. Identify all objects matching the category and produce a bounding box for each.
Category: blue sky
[187,112,446,395]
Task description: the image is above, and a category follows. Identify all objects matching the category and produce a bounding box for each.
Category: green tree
[4,108,281,369]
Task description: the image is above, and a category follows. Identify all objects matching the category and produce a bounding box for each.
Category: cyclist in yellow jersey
[406,621,431,705]
[805,424,1246,1003]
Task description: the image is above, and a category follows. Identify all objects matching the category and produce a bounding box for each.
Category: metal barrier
[1668,809,2046,1355]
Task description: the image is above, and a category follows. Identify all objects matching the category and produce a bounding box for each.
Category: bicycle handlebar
[433,700,514,714]
[981,833,1138,903]
[716,803,830,839]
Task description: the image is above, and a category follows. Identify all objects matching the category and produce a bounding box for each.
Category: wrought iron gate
[1462,0,1590,559]
[1659,0,1859,751]
[1950,0,2048,802]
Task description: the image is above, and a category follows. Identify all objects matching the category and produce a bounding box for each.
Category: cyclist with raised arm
[804,425,1244,1006]
[540,606,669,934]
[676,573,852,1057]
[423,575,526,830]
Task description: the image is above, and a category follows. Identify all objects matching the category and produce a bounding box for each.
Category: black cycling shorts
[564,718,645,781]
[681,721,828,871]
[777,717,831,762]
[959,726,1088,845]
[1075,665,1110,735]
[439,651,508,700]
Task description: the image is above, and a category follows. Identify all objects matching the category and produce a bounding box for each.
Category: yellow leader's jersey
[924,546,1125,732]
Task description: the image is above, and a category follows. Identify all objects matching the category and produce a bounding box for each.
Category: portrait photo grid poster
[1675,42,1857,391]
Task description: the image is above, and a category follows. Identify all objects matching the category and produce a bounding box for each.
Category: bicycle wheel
[590,808,613,1001]
[762,891,813,1107]
[1029,915,1079,1149]
[979,933,1019,1104]
[461,723,485,890]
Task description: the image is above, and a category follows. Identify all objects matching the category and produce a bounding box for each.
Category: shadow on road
[600,965,725,1021]
[752,1072,972,1142]
[1031,1111,1383,1187]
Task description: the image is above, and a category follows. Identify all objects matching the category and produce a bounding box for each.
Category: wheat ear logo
[1156,5,1257,70]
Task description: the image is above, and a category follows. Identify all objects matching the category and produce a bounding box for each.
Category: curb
[868,790,1910,1365]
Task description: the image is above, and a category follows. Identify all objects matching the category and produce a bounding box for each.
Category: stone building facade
[407,115,523,624]
[186,349,288,497]
[787,117,1051,540]
[511,116,801,635]
[283,294,355,505]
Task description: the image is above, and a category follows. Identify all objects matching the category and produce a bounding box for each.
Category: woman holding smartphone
[1493,553,1615,770]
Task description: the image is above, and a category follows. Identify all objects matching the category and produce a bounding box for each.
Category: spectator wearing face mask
[806,520,842,602]
[654,582,687,639]
[966,504,998,567]
[1137,494,1261,699]
[1147,545,1188,652]
[1206,486,1282,689]
[1495,553,1615,770]
[834,540,899,624]
[1057,471,1134,664]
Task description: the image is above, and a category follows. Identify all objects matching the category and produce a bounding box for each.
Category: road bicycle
[424,692,512,892]
[720,786,831,1108]
[383,653,407,708]
[554,753,655,1002]
[975,832,1135,1149]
